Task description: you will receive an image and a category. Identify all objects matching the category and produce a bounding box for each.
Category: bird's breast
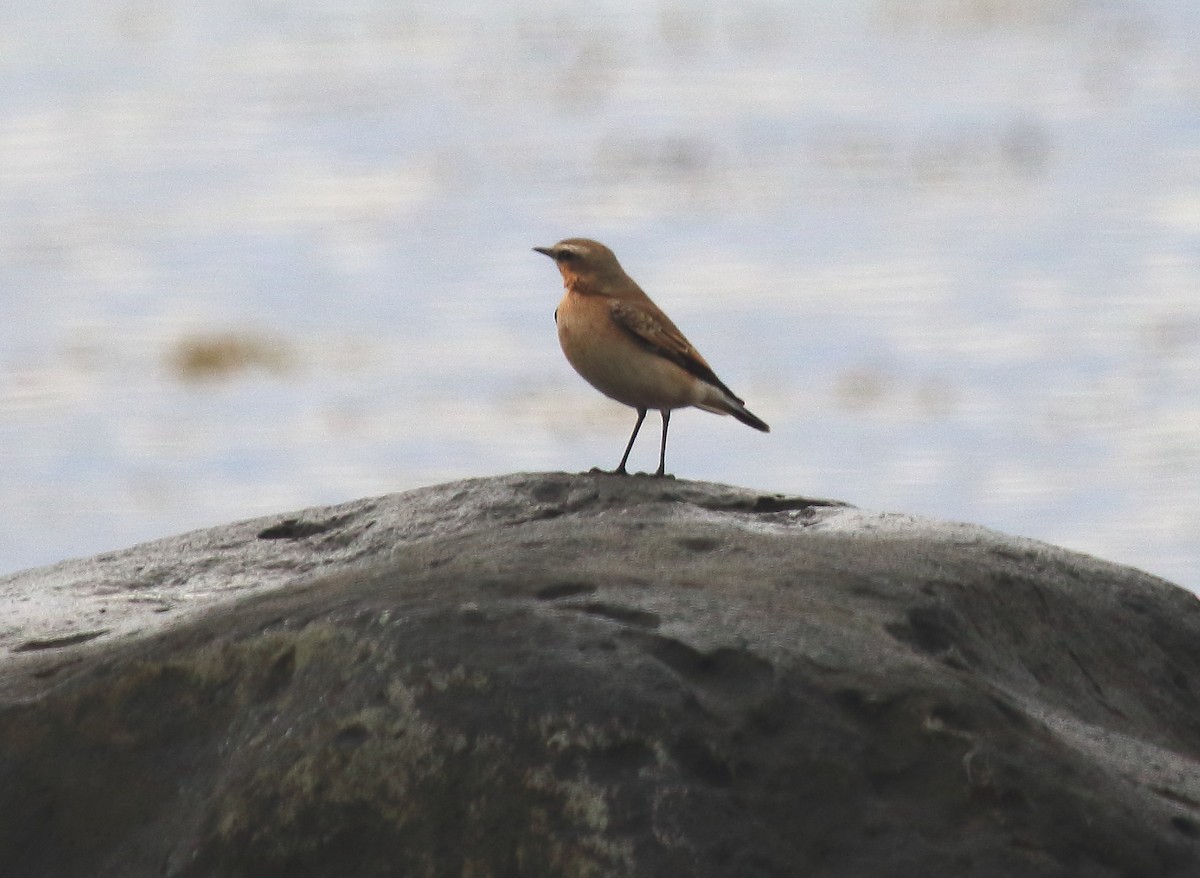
[555,292,702,410]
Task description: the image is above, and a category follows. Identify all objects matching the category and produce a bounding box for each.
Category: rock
[0,472,1198,877]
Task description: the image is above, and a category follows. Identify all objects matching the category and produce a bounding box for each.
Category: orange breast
[556,292,702,410]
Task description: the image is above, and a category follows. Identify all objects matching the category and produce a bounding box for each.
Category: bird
[534,237,769,477]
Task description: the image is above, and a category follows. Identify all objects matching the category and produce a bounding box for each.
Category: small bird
[534,237,769,477]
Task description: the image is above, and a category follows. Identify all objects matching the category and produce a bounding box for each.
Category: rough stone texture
[1,472,1199,877]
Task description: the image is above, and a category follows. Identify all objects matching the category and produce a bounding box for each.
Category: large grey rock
[1,472,1198,877]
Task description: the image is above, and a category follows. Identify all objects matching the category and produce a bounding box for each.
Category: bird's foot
[582,466,672,478]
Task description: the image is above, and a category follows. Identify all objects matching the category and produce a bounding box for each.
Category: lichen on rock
[1,472,1198,877]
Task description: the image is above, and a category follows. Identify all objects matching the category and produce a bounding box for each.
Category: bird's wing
[608,299,744,403]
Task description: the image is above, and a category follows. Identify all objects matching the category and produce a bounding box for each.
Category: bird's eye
[557,249,575,262]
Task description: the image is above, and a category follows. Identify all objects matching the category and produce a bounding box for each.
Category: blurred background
[2,0,1199,592]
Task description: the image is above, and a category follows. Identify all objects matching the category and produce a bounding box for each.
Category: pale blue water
[2,0,1199,592]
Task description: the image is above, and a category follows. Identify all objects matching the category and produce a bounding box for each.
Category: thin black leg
[654,409,671,477]
[615,408,647,475]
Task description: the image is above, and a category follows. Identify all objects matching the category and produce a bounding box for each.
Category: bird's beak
[532,246,555,259]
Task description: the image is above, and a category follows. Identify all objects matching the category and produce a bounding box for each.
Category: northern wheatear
[534,238,769,477]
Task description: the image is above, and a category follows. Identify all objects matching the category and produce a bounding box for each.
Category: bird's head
[533,238,628,293]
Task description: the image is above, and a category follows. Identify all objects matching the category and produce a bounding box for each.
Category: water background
[3,0,1200,592]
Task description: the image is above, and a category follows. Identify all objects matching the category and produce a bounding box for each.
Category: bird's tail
[698,390,770,432]
[728,401,770,432]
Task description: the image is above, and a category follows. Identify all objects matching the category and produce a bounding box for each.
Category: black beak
[532,246,555,259]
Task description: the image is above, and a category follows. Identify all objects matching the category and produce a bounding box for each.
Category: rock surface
[1,472,1199,877]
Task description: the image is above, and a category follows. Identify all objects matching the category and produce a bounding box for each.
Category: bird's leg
[654,409,671,477]
[613,408,647,475]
